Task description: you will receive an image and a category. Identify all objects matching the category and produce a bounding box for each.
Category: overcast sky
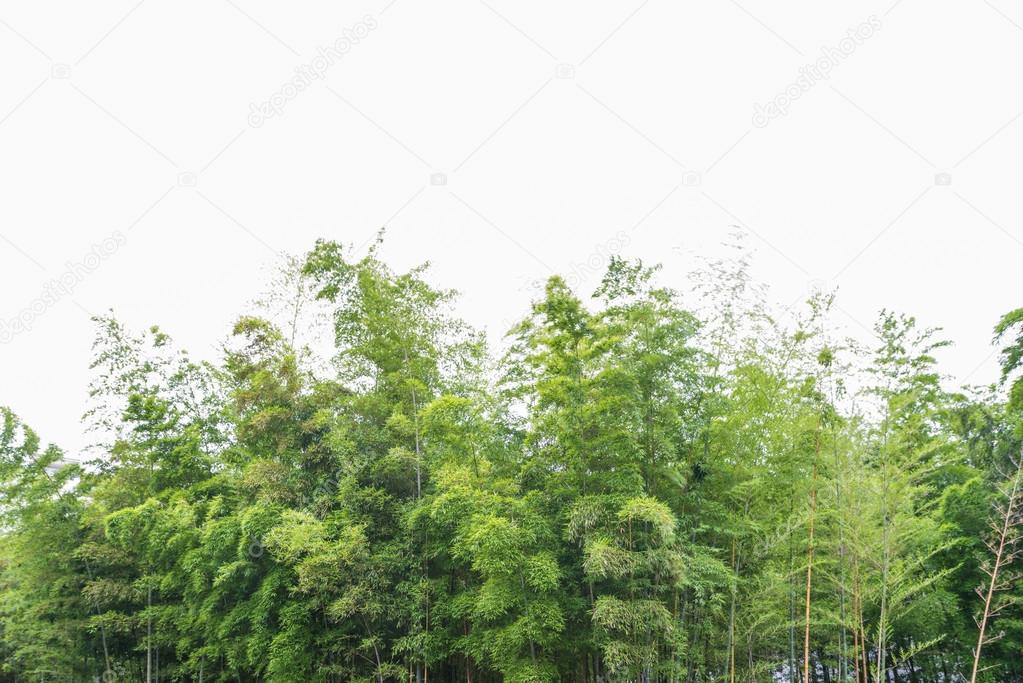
[2,0,1021,455]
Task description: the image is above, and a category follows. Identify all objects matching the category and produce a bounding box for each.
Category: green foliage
[0,242,1020,682]
[996,308,1023,414]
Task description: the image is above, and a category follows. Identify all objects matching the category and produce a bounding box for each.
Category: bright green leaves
[583,537,635,581]
[525,553,561,593]
[433,466,564,681]
[995,308,1023,413]
[618,495,677,545]
[592,596,675,672]
[577,496,679,583]
[579,496,683,680]
[262,509,325,566]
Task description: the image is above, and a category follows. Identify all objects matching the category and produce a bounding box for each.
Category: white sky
[1,0,1021,456]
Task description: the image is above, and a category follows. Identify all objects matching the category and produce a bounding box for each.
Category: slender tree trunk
[854,564,869,683]
[146,584,152,683]
[728,537,737,683]
[877,406,893,683]
[412,386,422,498]
[804,425,821,683]
[592,581,601,681]
[687,599,698,683]
[82,556,112,674]
[834,431,849,683]
[790,497,797,683]
[747,634,754,683]
[852,575,861,683]
[404,349,429,683]
[853,621,861,683]
[373,642,384,683]
[860,622,870,683]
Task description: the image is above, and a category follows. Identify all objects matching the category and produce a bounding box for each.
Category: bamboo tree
[2,243,1022,682]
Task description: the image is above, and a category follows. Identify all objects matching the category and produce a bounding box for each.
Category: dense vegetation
[1,239,1022,683]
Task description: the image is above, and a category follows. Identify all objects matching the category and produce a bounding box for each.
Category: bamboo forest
[3,238,1023,683]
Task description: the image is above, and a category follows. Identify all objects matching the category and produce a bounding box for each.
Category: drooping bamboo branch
[969,452,1023,683]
